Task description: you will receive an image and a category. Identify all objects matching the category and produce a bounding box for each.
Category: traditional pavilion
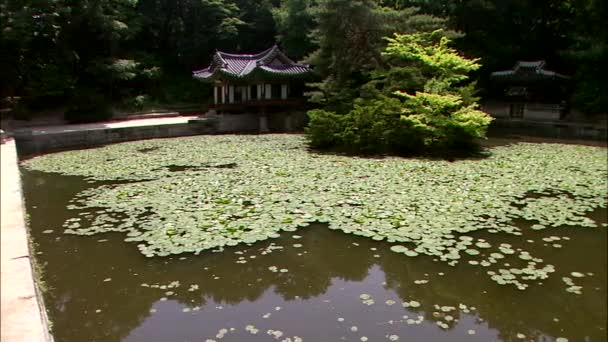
[193,45,312,112]
[488,60,570,120]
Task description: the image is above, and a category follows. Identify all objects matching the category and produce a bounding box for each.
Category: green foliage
[136,0,244,67]
[563,0,608,114]
[306,96,424,155]
[408,0,607,115]
[338,97,424,154]
[0,0,246,121]
[273,0,315,61]
[384,30,480,88]
[306,92,490,156]
[160,74,212,104]
[305,1,450,109]
[387,31,491,152]
[572,76,608,115]
[23,134,607,268]
[123,95,157,111]
[306,30,492,156]
[1,0,605,120]
[232,0,276,52]
[304,109,345,149]
[396,91,492,151]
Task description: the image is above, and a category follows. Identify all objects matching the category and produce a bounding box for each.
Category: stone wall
[14,122,216,158]
[215,113,260,133]
[1,140,54,342]
[488,119,607,141]
[13,112,310,158]
[267,111,308,132]
[482,101,562,121]
[524,103,561,121]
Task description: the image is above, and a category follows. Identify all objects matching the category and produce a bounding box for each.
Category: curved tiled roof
[490,60,569,81]
[193,45,311,81]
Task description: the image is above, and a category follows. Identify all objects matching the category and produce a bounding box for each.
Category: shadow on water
[137,147,160,154]
[158,163,239,173]
[306,145,493,163]
[21,169,607,342]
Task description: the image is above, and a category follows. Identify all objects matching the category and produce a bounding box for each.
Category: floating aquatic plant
[22,135,607,288]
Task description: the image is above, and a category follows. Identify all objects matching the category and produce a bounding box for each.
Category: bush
[64,90,113,124]
[306,96,426,155]
[397,91,493,153]
[338,97,423,154]
[122,94,159,111]
[305,94,492,156]
[305,109,345,149]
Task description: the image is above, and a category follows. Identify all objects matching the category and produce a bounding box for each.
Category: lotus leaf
[21,135,607,289]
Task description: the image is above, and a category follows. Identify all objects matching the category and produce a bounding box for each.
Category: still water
[22,169,606,342]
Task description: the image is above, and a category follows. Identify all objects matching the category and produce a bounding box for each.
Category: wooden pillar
[246,86,251,102]
[259,115,269,132]
[259,106,269,133]
[257,84,263,100]
[285,113,293,131]
[265,84,272,100]
[228,85,234,104]
[221,85,226,104]
[213,86,218,104]
[281,84,288,100]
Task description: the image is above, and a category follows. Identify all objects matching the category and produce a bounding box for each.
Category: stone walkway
[1,139,52,341]
[0,116,199,341]
[15,115,199,136]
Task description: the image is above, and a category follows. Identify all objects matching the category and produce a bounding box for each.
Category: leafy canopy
[384,30,480,87]
[305,29,492,155]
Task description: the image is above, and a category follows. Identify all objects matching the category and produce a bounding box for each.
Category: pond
[21,134,607,341]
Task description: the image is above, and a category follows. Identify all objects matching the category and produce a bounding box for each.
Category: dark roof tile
[193,45,311,80]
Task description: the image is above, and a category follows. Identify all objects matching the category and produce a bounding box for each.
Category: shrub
[306,97,426,155]
[397,91,492,153]
[305,109,344,149]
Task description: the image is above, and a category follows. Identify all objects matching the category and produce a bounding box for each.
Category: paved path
[1,139,52,342]
[16,116,199,136]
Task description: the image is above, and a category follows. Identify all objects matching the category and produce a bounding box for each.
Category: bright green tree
[389,30,492,150]
[306,30,493,155]
[305,0,450,112]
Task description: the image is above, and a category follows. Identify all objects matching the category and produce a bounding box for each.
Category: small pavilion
[489,60,570,120]
[193,45,312,111]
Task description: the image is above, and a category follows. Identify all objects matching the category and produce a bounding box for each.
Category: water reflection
[21,169,606,342]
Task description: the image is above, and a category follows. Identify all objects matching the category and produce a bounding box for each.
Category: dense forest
[1,0,606,122]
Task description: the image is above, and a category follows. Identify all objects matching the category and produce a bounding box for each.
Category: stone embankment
[1,139,53,342]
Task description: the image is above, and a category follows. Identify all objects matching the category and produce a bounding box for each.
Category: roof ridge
[193,45,311,80]
[239,59,258,76]
[216,45,278,60]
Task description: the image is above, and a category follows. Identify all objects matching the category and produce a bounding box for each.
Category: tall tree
[230,0,276,52]
[136,0,243,69]
[0,0,72,99]
[273,0,315,61]
[306,30,492,155]
[305,0,451,112]
[564,0,608,114]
